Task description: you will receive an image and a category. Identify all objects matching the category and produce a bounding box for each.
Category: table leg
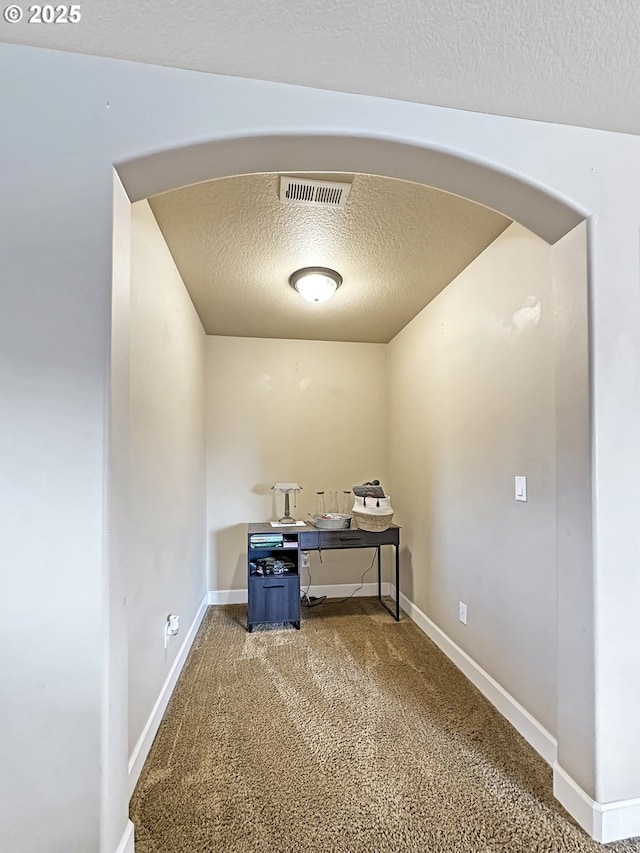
[395,544,400,620]
[377,544,401,622]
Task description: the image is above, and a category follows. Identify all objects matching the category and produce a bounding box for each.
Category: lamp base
[278,491,297,524]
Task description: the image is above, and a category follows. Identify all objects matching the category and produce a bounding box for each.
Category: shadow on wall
[210,525,247,592]
[251,483,285,521]
[400,545,414,604]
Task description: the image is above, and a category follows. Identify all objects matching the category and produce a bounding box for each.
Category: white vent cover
[280,177,351,208]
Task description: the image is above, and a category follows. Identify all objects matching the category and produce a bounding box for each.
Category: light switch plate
[515,475,527,502]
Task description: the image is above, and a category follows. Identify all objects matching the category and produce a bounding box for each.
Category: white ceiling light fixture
[289,267,342,304]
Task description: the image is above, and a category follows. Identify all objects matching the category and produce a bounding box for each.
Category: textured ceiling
[2,0,639,135]
[148,173,510,343]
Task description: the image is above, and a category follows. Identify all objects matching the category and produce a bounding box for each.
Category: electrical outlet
[459,601,467,625]
[164,614,180,648]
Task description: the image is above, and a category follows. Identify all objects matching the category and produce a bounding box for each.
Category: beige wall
[127,200,207,752]
[388,222,557,734]
[206,336,389,591]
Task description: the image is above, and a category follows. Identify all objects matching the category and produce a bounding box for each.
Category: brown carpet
[130,599,640,852]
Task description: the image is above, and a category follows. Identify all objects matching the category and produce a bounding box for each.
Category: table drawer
[318,529,397,549]
[298,530,319,550]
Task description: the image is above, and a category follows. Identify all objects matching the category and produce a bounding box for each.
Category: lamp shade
[272,482,302,492]
[289,267,342,303]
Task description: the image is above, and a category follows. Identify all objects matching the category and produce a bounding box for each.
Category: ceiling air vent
[279,177,351,208]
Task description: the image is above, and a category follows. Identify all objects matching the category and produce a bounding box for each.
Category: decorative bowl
[309,513,352,530]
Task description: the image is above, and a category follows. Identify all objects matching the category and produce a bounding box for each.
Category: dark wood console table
[247,522,400,631]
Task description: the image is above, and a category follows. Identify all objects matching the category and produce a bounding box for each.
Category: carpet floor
[130,599,640,852]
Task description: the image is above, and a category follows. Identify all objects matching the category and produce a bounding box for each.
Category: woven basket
[352,510,394,532]
[353,494,392,513]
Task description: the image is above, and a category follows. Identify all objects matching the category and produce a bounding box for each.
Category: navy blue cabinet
[247,524,301,631]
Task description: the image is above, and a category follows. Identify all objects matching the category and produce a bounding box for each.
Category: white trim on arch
[117,132,585,245]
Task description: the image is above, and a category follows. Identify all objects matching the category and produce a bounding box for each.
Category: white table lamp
[272,482,302,524]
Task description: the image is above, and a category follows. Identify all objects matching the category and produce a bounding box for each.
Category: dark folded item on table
[352,479,386,498]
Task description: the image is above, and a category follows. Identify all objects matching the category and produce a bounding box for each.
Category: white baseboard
[209,582,392,605]
[553,763,640,843]
[128,593,209,796]
[114,820,135,853]
[208,589,247,604]
[304,581,392,599]
[401,592,640,843]
[399,591,557,767]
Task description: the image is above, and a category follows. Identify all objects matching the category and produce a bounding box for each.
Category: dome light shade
[289,267,342,303]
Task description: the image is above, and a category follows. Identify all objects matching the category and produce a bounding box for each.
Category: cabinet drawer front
[318,528,399,549]
[318,531,373,549]
[248,575,300,625]
[250,575,299,589]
